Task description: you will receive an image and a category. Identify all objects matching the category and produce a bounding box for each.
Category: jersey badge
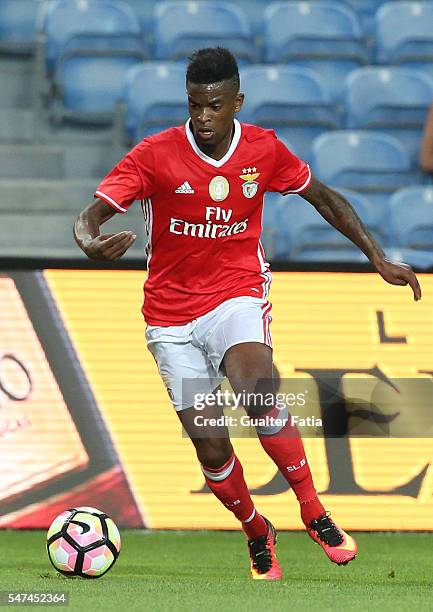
[209,176,230,202]
[239,168,260,199]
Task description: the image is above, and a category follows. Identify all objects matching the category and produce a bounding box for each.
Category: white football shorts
[145,296,273,411]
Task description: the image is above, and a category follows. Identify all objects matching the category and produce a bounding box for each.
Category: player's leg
[145,325,272,572]
[224,342,357,565]
[177,401,271,542]
[201,297,357,566]
[191,298,286,579]
[224,341,325,518]
[184,404,281,581]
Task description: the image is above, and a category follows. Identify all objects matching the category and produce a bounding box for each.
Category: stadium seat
[389,186,433,249]
[338,187,390,245]
[383,247,433,270]
[292,249,369,263]
[263,1,369,100]
[262,191,290,259]
[55,52,145,124]
[122,0,159,31]
[376,2,433,77]
[0,0,38,54]
[311,131,417,192]
[117,62,187,144]
[343,0,387,36]
[153,1,257,63]
[231,0,272,35]
[263,188,386,260]
[239,65,340,161]
[39,0,144,70]
[37,1,146,123]
[281,189,388,258]
[343,67,433,163]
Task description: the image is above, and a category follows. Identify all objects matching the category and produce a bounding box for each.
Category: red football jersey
[96,120,311,325]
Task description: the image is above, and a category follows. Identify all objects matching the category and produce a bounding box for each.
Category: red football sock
[256,406,325,526]
[201,452,268,540]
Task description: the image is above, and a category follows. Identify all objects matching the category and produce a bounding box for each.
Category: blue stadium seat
[239,65,339,161]
[312,131,417,192]
[343,0,387,36]
[263,188,386,260]
[389,186,433,249]
[0,0,38,54]
[38,1,146,123]
[122,0,159,31]
[56,53,144,123]
[121,63,187,143]
[282,189,387,259]
[262,191,289,259]
[40,0,143,71]
[232,0,272,35]
[292,249,369,263]
[383,247,433,270]
[344,67,433,163]
[263,1,369,100]
[338,187,390,244]
[153,1,257,63]
[376,2,433,77]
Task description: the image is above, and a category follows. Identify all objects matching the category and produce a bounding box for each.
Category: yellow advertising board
[44,270,433,531]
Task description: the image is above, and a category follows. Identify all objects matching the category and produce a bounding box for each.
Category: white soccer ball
[46,507,121,578]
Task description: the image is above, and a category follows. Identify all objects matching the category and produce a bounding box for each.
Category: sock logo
[286,458,306,472]
[225,499,241,508]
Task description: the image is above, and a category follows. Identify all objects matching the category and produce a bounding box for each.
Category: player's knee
[195,438,233,469]
[230,373,276,417]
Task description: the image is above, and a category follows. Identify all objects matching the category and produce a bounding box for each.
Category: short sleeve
[267,137,312,195]
[95,139,155,213]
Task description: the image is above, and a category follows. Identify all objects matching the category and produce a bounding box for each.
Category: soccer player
[74,47,421,580]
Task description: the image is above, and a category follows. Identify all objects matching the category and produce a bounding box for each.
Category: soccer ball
[46,506,121,578]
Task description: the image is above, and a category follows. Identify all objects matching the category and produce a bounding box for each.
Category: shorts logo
[240,167,260,199]
[209,176,229,202]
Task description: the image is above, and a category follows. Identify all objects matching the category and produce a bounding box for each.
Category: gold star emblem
[239,166,260,182]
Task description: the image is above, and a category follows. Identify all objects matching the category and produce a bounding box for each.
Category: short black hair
[186,47,240,91]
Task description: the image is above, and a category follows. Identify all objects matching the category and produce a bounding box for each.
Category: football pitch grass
[0,531,432,612]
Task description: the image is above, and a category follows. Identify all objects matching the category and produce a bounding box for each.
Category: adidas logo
[175,181,195,194]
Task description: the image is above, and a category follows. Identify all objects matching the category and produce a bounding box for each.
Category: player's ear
[234,92,244,113]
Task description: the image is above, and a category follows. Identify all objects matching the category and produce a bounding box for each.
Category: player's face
[187,80,244,157]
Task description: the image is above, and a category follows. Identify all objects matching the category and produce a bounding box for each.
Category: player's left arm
[301,177,422,301]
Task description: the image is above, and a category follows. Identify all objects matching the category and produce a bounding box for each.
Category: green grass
[0,531,432,611]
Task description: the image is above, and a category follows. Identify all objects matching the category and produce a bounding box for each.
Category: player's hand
[375,257,422,301]
[82,231,137,261]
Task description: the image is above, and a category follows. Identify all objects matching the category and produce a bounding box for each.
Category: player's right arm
[74,198,136,261]
[75,138,154,260]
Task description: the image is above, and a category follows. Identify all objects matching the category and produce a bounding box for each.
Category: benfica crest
[239,167,260,199]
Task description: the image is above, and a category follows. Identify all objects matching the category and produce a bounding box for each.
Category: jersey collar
[185,118,242,168]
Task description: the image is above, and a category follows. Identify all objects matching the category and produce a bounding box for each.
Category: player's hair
[186,47,240,91]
